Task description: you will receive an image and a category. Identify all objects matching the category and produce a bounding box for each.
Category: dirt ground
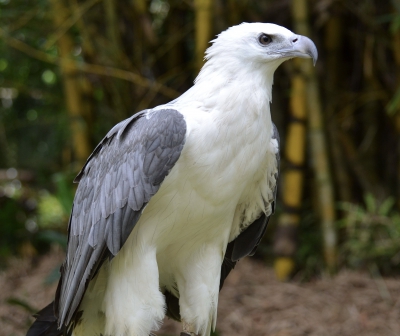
[1,250,400,336]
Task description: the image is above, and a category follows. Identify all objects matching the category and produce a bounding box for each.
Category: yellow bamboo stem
[293,0,337,273]
[282,74,307,208]
[194,0,213,72]
[50,0,91,167]
[274,65,307,281]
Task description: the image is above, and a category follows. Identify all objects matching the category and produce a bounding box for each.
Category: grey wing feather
[55,109,186,328]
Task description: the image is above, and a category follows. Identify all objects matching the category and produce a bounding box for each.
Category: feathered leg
[176,244,223,336]
[103,245,165,336]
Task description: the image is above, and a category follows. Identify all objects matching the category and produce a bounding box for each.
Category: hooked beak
[278,35,318,66]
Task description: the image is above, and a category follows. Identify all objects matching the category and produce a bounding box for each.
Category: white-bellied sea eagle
[27,22,317,336]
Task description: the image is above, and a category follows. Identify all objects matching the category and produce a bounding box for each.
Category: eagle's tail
[26,302,66,336]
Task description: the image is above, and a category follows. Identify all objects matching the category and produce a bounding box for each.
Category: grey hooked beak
[279,35,318,66]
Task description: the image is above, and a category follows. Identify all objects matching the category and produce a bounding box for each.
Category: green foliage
[34,230,67,250]
[52,172,75,216]
[295,207,325,279]
[0,194,29,259]
[0,58,8,71]
[33,172,73,252]
[387,86,400,115]
[0,0,66,173]
[0,171,72,261]
[390,0,400,32]
[41,69,57,85]
[36,172,75,229]
[338,194,400,274]
[37,190,65,228]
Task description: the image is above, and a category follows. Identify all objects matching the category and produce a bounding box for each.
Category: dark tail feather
[26,302,66,336]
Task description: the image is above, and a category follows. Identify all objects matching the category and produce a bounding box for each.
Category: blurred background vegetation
[0,0,400,282]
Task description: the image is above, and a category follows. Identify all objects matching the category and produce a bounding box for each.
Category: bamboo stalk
[392,26,400,208]
[49,0,91,168]
[70,0,95,148]
[292,0,337,273]
[0,122,11,166]
[194,0,213,72]
[103,0,135,119]
[324,11,352,203]
[274,67,307,281]
[166,7,185,70]
[70,0,96,58]
[306,76,337,273]
[45,0,100,50]
[103,0,121,51]
[132,0,157,46]
[361,34,381,194]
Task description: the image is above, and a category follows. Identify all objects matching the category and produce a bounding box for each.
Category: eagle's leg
[103,245,165,336]
[176,243,223,336]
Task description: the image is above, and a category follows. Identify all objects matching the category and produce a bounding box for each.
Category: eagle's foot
[181,322,198,336]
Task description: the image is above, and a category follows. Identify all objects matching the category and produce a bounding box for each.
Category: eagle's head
[185,22,318,106]
[205,22,318,69]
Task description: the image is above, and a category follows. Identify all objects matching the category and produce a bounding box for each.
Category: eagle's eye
[258,34,272,45]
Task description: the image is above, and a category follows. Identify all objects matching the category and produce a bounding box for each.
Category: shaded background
[1,0,400,335]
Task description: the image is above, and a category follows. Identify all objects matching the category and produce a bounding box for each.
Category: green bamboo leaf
[364,193,377,214]
[6,297,36,314]
[387,87,400,115]
[378,197,395,216]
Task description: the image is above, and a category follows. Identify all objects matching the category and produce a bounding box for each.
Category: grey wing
[220,123,280,286]
[54,108,187,328]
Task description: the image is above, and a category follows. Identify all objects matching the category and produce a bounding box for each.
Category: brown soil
[1,252,400,336]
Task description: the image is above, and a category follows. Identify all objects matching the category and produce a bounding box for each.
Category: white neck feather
[174,56,281,123]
